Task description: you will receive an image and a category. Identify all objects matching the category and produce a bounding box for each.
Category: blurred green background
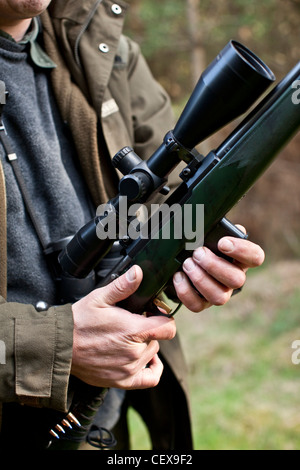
[123,0,300,450]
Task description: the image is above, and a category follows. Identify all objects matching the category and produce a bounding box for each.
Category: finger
[95,265,143,306]
[132,315,176,343]
[127,354,164,389]
[182,258,233,306]
[218,237,265,268]
[235,224,247,234]
[193,247,246,290]
[173,271,211,312]
[232,225,251,270]
[117,339,161,377]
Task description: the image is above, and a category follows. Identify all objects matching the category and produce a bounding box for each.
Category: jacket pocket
[15,318,55,400]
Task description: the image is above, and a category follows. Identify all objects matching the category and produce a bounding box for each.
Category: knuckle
[177,291,193,309]
[113,276,128,295]
[252,247,265,267]
[148,339,160,355]
[202,251,215,270]
[176,284,190,298]
[153,340,160,354]
[231,270,246,289]
[164,324,176,340]
[175,282,191,301]
[123,360,138,377]
[151,375,161,388]
[213,290,232,306]
[184,296,206,313]
[188,301,204,313]
[169,324,177,339]
[123,346,141,364]
[190,271,206,290]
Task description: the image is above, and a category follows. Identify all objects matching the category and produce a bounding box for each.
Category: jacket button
[111,4,122,15]
[99,43,110,53]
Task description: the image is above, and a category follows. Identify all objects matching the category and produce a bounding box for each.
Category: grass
[128,260,300,450]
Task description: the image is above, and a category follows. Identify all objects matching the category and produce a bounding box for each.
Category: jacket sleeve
[0,297,74,412]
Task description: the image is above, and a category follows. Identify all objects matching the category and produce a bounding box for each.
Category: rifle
[58,41,300,316]
[39,40,300,448]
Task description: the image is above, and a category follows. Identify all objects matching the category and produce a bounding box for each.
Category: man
[0,0,264,450]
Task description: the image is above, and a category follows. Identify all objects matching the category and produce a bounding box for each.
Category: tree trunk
[186,0,206,86]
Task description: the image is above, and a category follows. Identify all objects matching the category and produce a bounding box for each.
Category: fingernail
[126,266,136,282]
[193,247,205,263]
[219,238,234,253]
[174,272,184,284]
[183,258,196,272]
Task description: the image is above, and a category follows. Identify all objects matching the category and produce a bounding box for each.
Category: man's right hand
[71,265,176,390]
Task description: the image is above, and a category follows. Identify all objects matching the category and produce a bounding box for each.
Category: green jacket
[0,0,192,448]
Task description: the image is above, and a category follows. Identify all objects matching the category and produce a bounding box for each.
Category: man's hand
[71,265,176,390]
[173,227,265,312]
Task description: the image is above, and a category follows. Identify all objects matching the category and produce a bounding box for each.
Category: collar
[0,17,56,69]
[0,30,13,41]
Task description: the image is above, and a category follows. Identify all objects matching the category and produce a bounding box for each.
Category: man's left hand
[172,226,265,312]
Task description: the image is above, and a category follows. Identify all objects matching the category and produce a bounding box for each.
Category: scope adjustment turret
[112,147,142,176]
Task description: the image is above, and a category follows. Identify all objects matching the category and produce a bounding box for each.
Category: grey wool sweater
[0,35,93,306]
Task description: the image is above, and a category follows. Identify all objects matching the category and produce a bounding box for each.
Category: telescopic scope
[146,40,275,177]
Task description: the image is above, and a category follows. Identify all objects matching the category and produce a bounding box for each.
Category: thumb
[100,265,143,306]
